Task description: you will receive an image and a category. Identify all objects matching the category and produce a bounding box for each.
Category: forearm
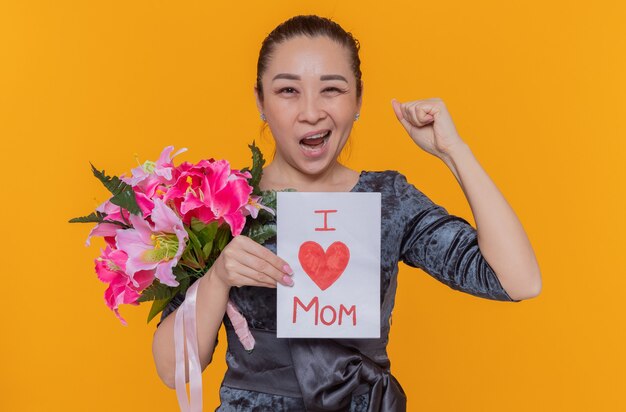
[152,267,230,389]
[440,142,542,300]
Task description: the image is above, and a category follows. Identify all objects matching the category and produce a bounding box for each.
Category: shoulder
[359,170,425,198]
[359,170,443,221]
[358,170,399,189]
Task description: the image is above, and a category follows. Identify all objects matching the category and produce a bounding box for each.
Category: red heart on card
[298,241,350,291]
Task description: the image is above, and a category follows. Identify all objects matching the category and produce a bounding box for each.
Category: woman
[152,14,542,411]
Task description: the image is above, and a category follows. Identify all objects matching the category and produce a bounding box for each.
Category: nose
[297,93,326,123]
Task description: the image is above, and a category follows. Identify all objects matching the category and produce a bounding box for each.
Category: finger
[235,276,277,288]
[218,257,276,288]
[230,261,279,288]
[416,106,435,125]
[391,99,413,130]
[420,101,441,117]
[237,236,294,275]
[238,250,293,285]
[401,102,413,124]
[391,98,403,121]
[403,103,434,127]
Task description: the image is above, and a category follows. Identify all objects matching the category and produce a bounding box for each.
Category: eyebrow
[272,73,348,83]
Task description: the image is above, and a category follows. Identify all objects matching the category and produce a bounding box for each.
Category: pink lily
[95,246,155,325]
[115,198,188,287]
[164,159,253,236]
[85,186,156,248]
[243,195,275,219]
[120,146,188,194]
[85,198,133,246]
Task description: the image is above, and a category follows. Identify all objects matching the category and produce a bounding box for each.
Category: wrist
[202,265,231,295]
[439,142,471,184]
[440,141,470,164]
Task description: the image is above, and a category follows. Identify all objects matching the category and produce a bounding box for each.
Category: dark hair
[256,15,362,103]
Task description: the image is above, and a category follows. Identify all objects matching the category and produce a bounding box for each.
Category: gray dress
[159,170,521,411]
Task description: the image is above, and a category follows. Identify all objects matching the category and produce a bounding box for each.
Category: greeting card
[276,192,381,338]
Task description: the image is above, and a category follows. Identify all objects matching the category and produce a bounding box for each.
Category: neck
[262,156,347,191]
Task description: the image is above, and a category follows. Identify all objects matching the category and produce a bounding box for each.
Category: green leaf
[185,227,203,259]
[68,211,105,224]
[68,211,130,229]
[180,245,193,259]
[90,163,142,215]
[260,188,296,206]
[241,141,265,195]
[190,217,207,233]
[172,266,197,282]
[260,190,276,210]
[137,281,175,303]
[192,222,219,244]
[214,225,231,251]
[177,276,191,292]
[144,275,196,323]
[138,266,206,325]
[246,222,277,244]
[146,298,171,324]
[202,240,214,260]
[190,216,218,234]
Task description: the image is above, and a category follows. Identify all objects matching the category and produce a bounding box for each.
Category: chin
[294,159,333,177]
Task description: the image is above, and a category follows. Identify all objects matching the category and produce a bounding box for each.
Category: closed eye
[323,87,347,94]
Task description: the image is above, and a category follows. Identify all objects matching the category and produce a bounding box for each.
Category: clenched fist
[391,98,467,159]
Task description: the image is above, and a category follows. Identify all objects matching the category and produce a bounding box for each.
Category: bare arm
[151,235,293,389]
[440,142,542,300]
[391,97,542,301]
[152,267,230,389]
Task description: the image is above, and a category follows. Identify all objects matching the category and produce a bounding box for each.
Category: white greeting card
[276,192,381,338]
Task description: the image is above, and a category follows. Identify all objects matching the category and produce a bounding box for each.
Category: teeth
[303,131,329,140]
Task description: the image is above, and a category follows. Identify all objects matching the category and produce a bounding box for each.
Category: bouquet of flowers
[69,142,276,352]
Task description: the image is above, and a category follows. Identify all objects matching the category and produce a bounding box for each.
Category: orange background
[1,1,625,411]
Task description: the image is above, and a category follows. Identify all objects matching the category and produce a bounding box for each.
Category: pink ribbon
[225,299,256,351]
[174,279,203,412]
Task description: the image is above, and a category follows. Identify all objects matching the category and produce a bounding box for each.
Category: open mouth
[299,130,331,151]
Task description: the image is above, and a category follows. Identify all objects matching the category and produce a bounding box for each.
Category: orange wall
[1,1,624,411]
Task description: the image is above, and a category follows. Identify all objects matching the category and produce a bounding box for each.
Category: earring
[354,113,360,121]
[260,113,266,121]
